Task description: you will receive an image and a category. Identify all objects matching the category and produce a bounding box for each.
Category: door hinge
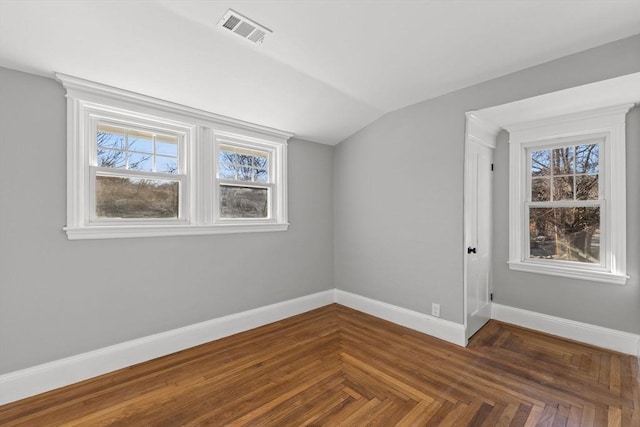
[491,163,494,171]
[490,293,493,301]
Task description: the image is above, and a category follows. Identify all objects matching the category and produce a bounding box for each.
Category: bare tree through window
[218,145,270,218]
[529,143,600,262]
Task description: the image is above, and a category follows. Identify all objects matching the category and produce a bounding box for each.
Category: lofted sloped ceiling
[0,0,638,145]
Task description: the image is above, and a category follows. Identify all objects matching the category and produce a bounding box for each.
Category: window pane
[236,166,255,181]
[220,185,268,218]
[219,150,237,164]
[531,150,551,176]
[237,154,253,167]
[127,130,153,154]
[155,155,178,174]
[156,139,178,156]
[97,125,126,150]
[529,207,600,263]
[219,162,236,179]
[97,149,126,169]
[575,144,599,174]
[552,147,574,175]
[576,175,598,200]
[531,178,550,201]
[218,145,270,183]
[255,169,268,183]
[553,176,574,200]
[253,154,268,168]
[96,175,179,219]
[128,152,152,172]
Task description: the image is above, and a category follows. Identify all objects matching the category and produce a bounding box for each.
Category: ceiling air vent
[217,9,272,44]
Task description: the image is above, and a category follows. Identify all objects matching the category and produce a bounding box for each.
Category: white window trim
[57,73,291,240]
[507,104,632,285]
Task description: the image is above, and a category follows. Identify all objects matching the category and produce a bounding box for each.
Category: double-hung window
[215,140,279,222]
[92,122,186,222]
[58,73,290,239]
[527,138,602,264]
[508,105,631,284]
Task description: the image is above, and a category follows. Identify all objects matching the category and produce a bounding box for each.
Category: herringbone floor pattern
[0,304,638,426]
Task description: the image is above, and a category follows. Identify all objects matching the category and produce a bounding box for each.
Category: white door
[464,131,494,342]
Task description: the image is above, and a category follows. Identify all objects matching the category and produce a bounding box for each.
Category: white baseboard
[335,290,466,346]
[7,291,632,406]
[491,303,640,356]
[0,289,335,405]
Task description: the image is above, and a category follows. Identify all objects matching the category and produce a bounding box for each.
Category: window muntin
[526,140,602,265]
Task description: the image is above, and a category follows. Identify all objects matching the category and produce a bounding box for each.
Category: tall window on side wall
[508,105,631,285]
[527,139,601,264]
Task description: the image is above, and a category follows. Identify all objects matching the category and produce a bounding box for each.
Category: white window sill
[508,261,628,285]
[64,223,289,240]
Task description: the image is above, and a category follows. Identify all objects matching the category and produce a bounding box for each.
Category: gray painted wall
[1,35,639,375]
[334,35,640,331]
[0,67,334,373]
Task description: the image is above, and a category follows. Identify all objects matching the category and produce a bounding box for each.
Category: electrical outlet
[431,303,440,318]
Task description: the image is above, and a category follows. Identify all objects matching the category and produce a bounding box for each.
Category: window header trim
[56,73,293,141]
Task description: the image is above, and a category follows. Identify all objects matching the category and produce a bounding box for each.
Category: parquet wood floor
[1,304,638,426]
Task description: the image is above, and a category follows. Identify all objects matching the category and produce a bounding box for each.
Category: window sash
[527,200,601,208]
[217,179,274,189]
[216,143,272,183]
[94,121,184,175]
[524,138,606,269]
[524,200,605,269]
[525,141,602,205]
[90,119,187,224]
[217,184,272,220]
[89,167,187,224]
[213,139,279,224]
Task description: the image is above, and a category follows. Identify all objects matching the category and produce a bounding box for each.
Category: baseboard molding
[7,292,632,406]
[0,289,335,405]
[491,303,640,356]
[335,290,466,346]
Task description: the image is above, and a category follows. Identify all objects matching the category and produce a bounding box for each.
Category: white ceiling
[1,1,638,145]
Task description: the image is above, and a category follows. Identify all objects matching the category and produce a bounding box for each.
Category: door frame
[463,113,501,344]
